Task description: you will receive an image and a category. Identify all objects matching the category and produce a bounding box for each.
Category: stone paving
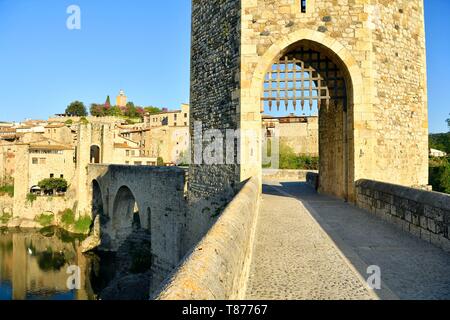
[245,181,450,300]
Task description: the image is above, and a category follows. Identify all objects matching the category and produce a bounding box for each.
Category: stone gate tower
[189,0,428,206]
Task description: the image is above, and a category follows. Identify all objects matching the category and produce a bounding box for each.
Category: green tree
[105,95,112,108]
[65,101,87,116]
[446,114,449,132]
[429,160,450,194]
[157,157,164,166]
[38,178,68,194]
[107,106,123,117]
[429,133,450,155]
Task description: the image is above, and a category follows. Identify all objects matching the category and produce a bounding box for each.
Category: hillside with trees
[429,114,450,194]
[88,96,163,122]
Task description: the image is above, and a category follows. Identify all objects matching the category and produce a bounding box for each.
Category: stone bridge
[158,172,450,300]
[83,164,187,288]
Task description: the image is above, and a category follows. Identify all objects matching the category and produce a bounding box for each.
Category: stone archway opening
[112,186,141,246]
[92,180,104,220]
[90,145,101,164]
[133,210,141,230]
[261,40,353,200]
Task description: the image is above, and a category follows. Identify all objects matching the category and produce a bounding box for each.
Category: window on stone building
[60,174,64,178]
[50,174,54,178]
[126,150,130,156]
[301,0,306,13]
[40,158,46,164]
[32,158,38,164]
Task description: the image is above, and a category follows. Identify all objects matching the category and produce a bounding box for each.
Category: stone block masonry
[239,0,428,200]
[188,0,429,250]
[83,164,189,294]
[356,179,450,252]
[156,177,260,300]
[186,0,243,257]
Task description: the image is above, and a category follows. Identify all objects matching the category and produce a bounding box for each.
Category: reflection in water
[0,227,116,300]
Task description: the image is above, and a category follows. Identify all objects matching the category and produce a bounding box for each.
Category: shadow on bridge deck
[245,181,450,300]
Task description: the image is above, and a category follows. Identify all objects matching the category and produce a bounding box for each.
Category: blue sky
[0,0,448,133]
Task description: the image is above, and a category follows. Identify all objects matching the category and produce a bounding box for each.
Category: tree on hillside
[144,106,162,115]
[108,106,122,117]
[65,101,87,116]
[105,95,111,109]
[429,133,450,155]
[124,102,138,118]
[446,114,449,131]
[136,107,145,120]
[90,103,105,117]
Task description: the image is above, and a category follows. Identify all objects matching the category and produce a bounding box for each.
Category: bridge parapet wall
[356,180,450,252]
[156,176,260,300]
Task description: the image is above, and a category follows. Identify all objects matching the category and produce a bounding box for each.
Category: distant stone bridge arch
[84,164,187,285]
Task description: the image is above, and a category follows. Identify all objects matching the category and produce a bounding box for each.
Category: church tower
[116,89,127,108]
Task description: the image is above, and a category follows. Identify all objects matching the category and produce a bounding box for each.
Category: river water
[0,227,117,300]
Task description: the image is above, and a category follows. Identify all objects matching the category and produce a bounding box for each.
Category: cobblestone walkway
[245,181,450,300]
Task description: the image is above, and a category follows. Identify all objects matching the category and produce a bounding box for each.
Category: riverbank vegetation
[0,184,14,198]
[35,213,55,227]
[60,209,92,234]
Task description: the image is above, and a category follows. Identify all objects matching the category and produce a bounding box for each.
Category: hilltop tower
[116,89,127,108]
[186,0,428,248]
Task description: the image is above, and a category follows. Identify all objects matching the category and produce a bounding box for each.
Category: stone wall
[186,0,243,255]
[263,169,317,181]
[156,177,260,300]
[0,195,13,217]
[371,1,429,187]
[356,179,450,252]
[1,194,75,230]
[13,196,73,222]
[280,118,319,157]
